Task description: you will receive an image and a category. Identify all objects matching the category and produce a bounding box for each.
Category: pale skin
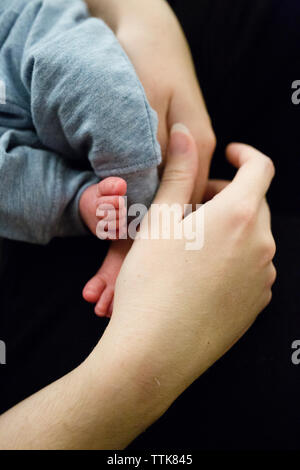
[79,0,216,317]
[0,130,276,450]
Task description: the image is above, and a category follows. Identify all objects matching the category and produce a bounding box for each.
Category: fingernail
[171,123,191,136]
[170,123,191,154]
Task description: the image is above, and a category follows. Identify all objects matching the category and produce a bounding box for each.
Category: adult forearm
[0,332,167,450]
[85,0,174,33]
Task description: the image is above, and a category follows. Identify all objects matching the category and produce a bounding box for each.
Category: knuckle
[207,130,217,152]
[264,263,277,289]
[163,167,192,185]
[268,238,277,259]
[270,264,277,286]
[195,130,216,160]
[258,238,276,267]
[263,156,275,178]
[263,237,277,262]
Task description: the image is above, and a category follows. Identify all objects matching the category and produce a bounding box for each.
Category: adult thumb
[153,123,198,208]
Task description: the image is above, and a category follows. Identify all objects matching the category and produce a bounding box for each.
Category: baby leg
[83,239,132,317]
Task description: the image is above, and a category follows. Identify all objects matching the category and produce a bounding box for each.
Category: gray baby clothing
[0,0,161,244]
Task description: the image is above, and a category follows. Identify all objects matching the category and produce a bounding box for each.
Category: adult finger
[153,123,198,208]
[168,88,216,203]
[223,143,275,207]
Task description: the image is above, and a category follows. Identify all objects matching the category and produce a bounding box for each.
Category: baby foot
[83,240,131,317]
[79,177,127,238]
[96,177,127,241]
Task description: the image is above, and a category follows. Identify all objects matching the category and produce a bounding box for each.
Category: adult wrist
[87,326,179,447]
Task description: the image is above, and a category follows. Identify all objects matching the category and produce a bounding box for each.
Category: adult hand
[103,128,276,415]
[86,0,216,205]
[0,127,276,450]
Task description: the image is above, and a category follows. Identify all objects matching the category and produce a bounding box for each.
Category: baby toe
[97,177,127,197]
[83,275,106,303]
[95,286,114,317]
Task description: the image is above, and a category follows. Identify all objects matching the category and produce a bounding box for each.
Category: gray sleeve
[20,0,161,177]
[0,129,98,244]
[124,167,160,211]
